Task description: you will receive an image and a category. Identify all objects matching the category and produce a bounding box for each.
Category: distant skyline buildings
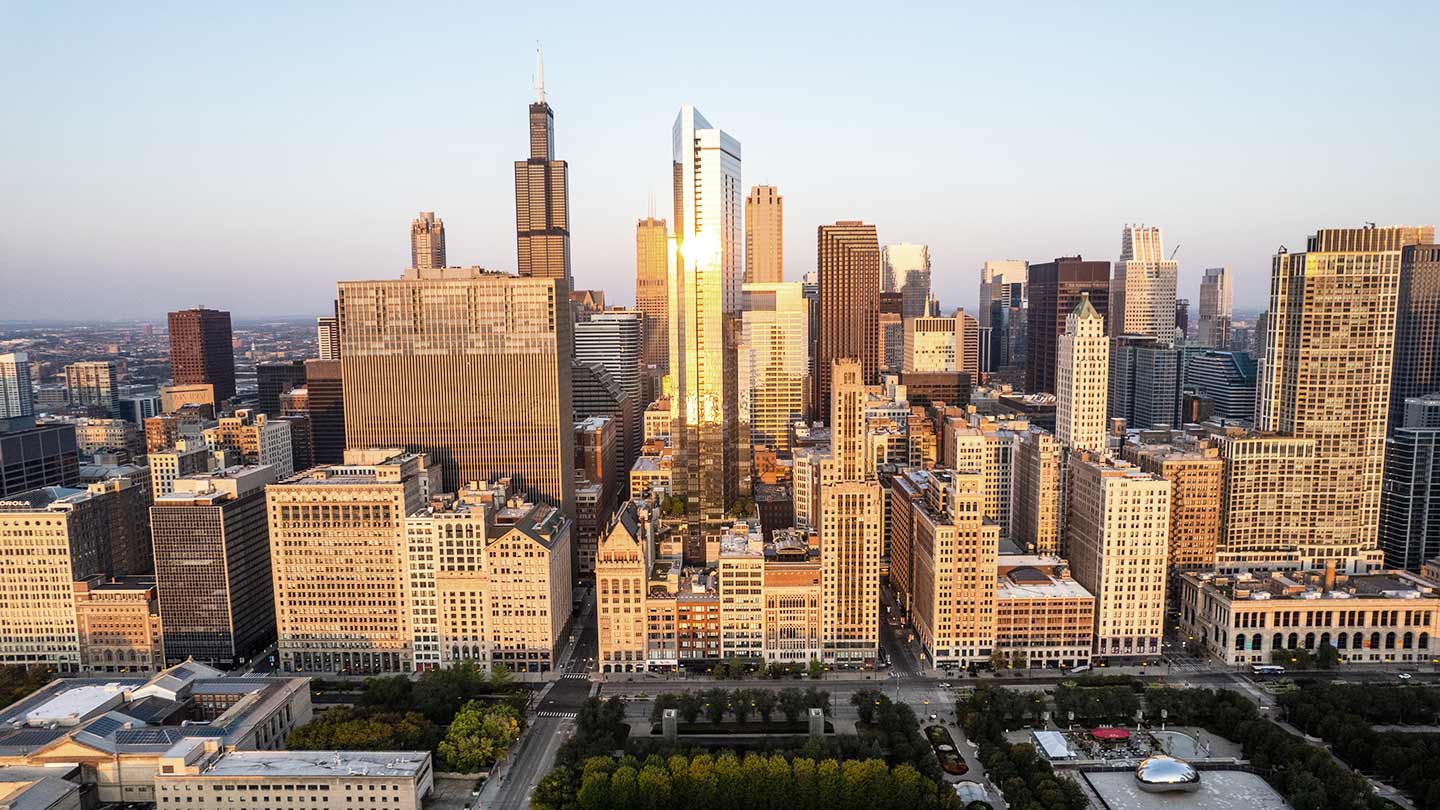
[1027,256,1110,394]
[745,185,783,283]
[1197,266,1232,348]
[409,211,446,270]
[634,216,669,376]
[817,221,881,422]
[881,243,931,318]
[514,49,571,286]
[1110,224,1178,340]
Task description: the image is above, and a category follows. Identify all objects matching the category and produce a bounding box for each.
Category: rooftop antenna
[647,191,655,220]
[533,43,545,104]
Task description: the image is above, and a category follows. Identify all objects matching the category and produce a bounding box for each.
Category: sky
[2,1,1437,321]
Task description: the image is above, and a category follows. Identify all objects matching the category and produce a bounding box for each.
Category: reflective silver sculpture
[1134,755,1201,793]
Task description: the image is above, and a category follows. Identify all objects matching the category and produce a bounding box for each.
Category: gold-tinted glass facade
[745,185,782,283]
[635,217,670,374]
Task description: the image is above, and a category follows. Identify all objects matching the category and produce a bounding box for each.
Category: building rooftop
[182,746,430,779]
[1185,568,1440,602]
[0,487,90,512]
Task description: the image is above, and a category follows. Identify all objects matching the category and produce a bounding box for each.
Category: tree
[1010,650,1028,671]
[436,700,521,773]
[990,649,1009,670]
[753,689,777,723]
[701,687,729,723]
[852,689,883,725]
[808,658,825,680]
[677,692,704,724]
[358,674,412,712]
[489,662,514,690]
[780,688,807,723]
[650,693,680,724]
[1316,642,1340,670]
[730,689,756,723]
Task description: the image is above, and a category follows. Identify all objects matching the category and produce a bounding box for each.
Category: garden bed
[926,724,969,775]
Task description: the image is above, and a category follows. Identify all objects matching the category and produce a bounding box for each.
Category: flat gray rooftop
[195,751,430,779]
[1084,770,1289,810]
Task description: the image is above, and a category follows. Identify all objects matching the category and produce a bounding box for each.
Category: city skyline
[4,5,1437,320]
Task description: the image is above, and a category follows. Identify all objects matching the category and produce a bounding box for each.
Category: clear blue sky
[2,2,1436,320]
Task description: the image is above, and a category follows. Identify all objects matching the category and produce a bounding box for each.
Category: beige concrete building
[1216,431,1318,564]
[1056,293,1108,453]
[267,450,439,674]
[762,530,822,665]
[1124,436,1224,570]
[203,408,293,478]
[73,417,142,457]
[474,495,573,673]
[994,555,1095,669]
[337,267,574,508]
[595,498,660,674]
[73,576,164,674]
[1066,456,1171,658]
[1178,568,1440,667]
[1013,428,1062,554]
[0,487,110,671]
[745,185,783,283]
[64,361,120,416]
[909,470,998,667]
[628,451,673,498]
[717,525,765,660]
[643,397,672,442]
[159,384,215,415]
[903,308,958,373]
[1110,224,1179,339]
[738,281,809,491]
[1257,225,1435,563]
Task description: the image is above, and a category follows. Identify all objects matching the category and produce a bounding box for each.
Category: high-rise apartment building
[256,360,307,416]
[738,282,808,488]
[1065,456,1170,658]
[1027,257,1110,394]
[168,307,235,406]
[1197,267,1232,348]
[1183,350,1256,423]
[1216,431,1317,561]
[668,105,742,536]
[514,52,571,284]
[409,211,446,271]
[338,267,573,510]
[635,217,669,377]
[1391,244,1440,431]
[1013,428,1062,554]
[267,450,438,674]
[1056,294,1108,453]
[908,469,998,667]
[151,466,276,667]
[65,361,120,416]
[203,409,293,478]
[1257,225,1434,561]
[881,243,931,318]
[1124,438,1224,570]
[1381,395,1440,571]
[0,352,33,427]
[745,185,783,283]
[1110,225,1178,339]
[817,222,881,421]
[0,486,112,671]
[1108,335,1178,430]
[316,315,340,361]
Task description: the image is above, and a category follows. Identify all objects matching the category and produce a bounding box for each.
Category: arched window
[1320,633,1332,649]
[1370,632,1382,650]
[1235,634,1247,651]
[1386,632,1397,650]
[1287,633,1299,649]
[1304,632,1315,650]
[1422,633,1430,650]
[1355,631,1364,649]
[1272,633,1283,650]
[1337,633,1348,649]
[1404,632,1414,649]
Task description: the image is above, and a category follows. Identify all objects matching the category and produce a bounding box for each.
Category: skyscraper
[668,105,741,535]
[0,352,34,426]
[738,281,809,488]
[1110,225,1178,339]
[1197,267,1232,348]
[1026,257,1109,394]
[1108,335,1178,430]
[745,185,783,283]
[1381,396,1440,571]
[1258,225,1434,560]
[514,50,571,284]
[881,243,931,318]
[316,315,340,361]
[1056,294,1108,453]
[980,260,1028,374]
[168,307,235,406]
[635,217,670,385]
[1391,244,1440,431]
[338,267,574,512]
[256,360,307,416]
[64,361,120,416]
[575,311,643,476]
[817,222,881,422]
[303,359,345,464]
[409,211,446,270]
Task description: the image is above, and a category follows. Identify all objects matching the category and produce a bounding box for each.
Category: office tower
[409,211,446,270]
[1217,432,1318,560]
[87,473,154,576]
[574,415,618,573]
[994,555,1095,670]
[148,443,212,498]
[256,360,306,416]
[909,469,998,667]
[73,575,164,673]
[120,394,162,424]
[979,260,1027,328]
[65,361,120,416]
[1381,395,1440,570]
[1183,350,1256,422]
[903,304,956,373]
[1026,257,1110,394]
[595,497,658,673]
[514,50,570,284]
[267,450,436,674]
[738,282,809,489]
[0,352,33,427]
[1065,456,1170,658]
[668,105,742,536]
[1014,428,1062,554]
[981,262,1029,378]
[817,222,881,421]
[954,308,981,380]
[881,243,931,318]
[1110,224,1178,339]
[0,486,112,671]
[575,311,643,474]
[888,469,926,614]
[879,312,903,374]
[572,360,634,492]
[819,360,883,665]
[303,359,345,464]
[1108,335,1178,430]
[1124,439,1224,569]
[1198,267,1232,348]
[168,307,235,406]
[150,465,276,667]
[338,267,574,510]
[1056,294,1108,452]
[635,217,669,377]
[1391,244,1440,431]
[274,414,312,473]
[1257,225,1434,559]
[745,185,783,283]
[718,526,766,659]
[202,409,294,477]
[0,420,79,497]
[316,315,340,361]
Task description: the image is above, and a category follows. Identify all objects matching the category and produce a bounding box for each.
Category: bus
[1251,664,1285,676]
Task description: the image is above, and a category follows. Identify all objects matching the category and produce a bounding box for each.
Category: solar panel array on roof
[184,726,227,738]
[83,716,126,738]
[171,663,198,678]
[115,727,182,746]
[1008,566,1052,584]
[0,728,67,748]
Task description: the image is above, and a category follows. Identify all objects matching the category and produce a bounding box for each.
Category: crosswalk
[559,673,590,681]
[535,710,577,719]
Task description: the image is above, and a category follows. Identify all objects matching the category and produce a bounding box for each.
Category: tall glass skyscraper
[514,50,571,285]
[738,281,808,491]
[668,105,741,544]
[881,243,931,319]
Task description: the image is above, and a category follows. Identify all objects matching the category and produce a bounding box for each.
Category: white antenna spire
[534,43,545,104]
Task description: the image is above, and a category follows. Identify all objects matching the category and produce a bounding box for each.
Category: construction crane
[1169,244,1181,260]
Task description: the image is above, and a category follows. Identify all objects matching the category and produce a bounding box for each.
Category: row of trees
[649,688,831,725]
[355,661,520,725]
[534,752,961,810]
[287,707,441,751]
[1051,683,1140,725]
[1282,682,1440,727]
[848,690,948,786]
[710,657,825,680]
[979,742,1087,810]
[0,666,55,709]
[1270,643,1341,670]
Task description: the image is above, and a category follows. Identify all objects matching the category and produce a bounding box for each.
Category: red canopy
[1090,727,1132,741]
